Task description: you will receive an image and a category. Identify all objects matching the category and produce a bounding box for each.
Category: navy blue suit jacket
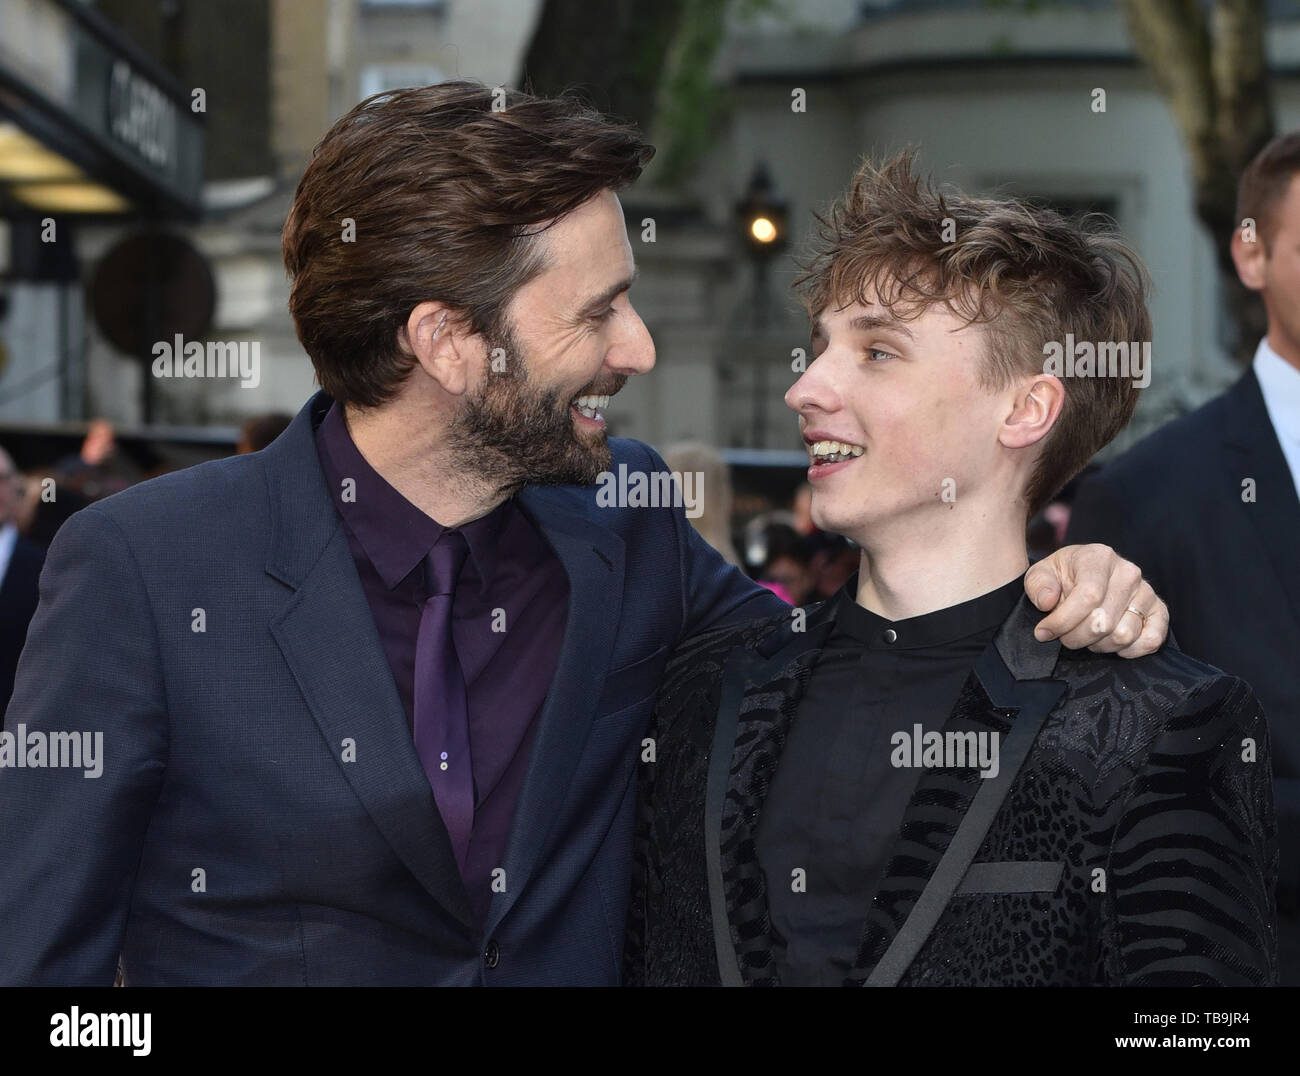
[0,391,783,985]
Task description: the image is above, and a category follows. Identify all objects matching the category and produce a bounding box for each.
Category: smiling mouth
[807,439,865,465]
[571,393,613,424]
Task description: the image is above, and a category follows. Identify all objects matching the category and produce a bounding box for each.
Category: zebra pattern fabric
[626,595,1279,986]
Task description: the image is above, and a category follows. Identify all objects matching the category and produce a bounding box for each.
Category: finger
[1023,560,1063,613]
[1080,558,1145,654]
[1086,606,1144,654]
[1117,584,1168,658]
[1032,544,1110,643]
[1112,579,1164,654]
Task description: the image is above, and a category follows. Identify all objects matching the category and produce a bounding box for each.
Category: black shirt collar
[831,572,1025,650]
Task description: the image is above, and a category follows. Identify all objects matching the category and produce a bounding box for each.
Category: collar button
[882,628,898,644]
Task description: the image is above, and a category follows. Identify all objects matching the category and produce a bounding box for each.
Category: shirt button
[484,939,501,969]
[883,629,898,644]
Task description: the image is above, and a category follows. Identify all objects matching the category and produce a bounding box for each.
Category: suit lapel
[707,599,839,986]
[1221,368,1300,634]
[858,596,1064,985]
[706,646,758,988]
[487,484,625,931]
[263,393,476,930]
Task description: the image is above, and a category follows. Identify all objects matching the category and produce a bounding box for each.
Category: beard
[446,322,626,496]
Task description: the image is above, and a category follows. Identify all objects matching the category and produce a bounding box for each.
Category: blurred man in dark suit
[1067,130,1300,984]
[0,447,43,715]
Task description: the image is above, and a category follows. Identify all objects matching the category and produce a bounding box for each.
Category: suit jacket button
[484,940,501,969]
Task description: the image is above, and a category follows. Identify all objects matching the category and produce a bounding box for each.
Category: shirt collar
[831,572,1025,650]
[313,400,509,594]
[0,522,17,582]
[1253,337,1300,446]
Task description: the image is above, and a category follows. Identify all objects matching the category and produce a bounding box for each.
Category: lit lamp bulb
[750,216,778,244]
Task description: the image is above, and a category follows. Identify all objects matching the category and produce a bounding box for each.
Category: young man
[627,153,1278,987]
[1067,131,1300,984]
[0,84,1165,987]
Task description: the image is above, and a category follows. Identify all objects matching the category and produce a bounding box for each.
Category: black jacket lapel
[707,599,839,986]
[860,595,1064,985]
[706,647,757,988]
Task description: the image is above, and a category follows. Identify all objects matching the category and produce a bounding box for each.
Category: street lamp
[734,162,788,446]
[737,162,788,256]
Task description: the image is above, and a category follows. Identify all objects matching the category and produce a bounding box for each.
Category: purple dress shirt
[314,401,569,922]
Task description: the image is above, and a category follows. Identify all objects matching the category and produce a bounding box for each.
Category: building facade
[3,0,1297,464]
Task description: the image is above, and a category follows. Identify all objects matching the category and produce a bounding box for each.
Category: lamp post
[735,162,788,447]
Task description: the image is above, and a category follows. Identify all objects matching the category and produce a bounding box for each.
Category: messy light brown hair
[795,149,1152,515]
[283,80,654,408]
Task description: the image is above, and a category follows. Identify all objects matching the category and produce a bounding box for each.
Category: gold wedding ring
[1124,605,1148,627]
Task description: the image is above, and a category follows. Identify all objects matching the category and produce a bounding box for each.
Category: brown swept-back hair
[283,80,654,408]
[795,149,1152,516]
[1237,130,1300,250]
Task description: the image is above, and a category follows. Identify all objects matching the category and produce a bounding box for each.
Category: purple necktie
[413,530,473,875]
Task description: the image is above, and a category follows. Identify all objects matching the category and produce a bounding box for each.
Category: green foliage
[654,0,789,188]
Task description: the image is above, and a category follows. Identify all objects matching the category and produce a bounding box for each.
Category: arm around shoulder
[634,441,785,642]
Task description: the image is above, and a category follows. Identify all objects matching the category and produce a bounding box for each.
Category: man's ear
[1000,374,1064,450]
[401,301,475,396]
[1231,226,1267,292]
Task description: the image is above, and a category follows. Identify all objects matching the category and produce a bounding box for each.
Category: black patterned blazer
[625,594,1279,986]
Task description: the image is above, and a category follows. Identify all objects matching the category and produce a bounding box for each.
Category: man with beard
[1,84,1167,986]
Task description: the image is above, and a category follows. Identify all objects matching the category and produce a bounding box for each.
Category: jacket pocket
[596,645,670,716]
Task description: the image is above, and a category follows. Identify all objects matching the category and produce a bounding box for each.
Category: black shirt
[754,573,1024,986]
